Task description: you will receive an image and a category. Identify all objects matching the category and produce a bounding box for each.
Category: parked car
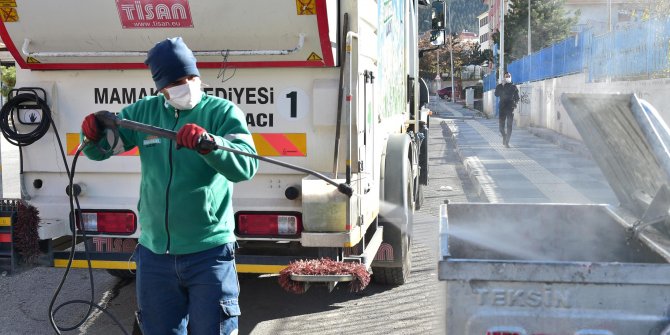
[437,87,452,100]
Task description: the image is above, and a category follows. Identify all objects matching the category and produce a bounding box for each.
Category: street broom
[278,258,371,294]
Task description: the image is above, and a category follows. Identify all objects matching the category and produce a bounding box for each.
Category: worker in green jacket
[81,37,258,335]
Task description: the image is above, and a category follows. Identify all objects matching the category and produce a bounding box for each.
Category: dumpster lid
[561,93,670,219]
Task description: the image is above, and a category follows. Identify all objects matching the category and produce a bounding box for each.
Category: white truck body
[0,0,434,283]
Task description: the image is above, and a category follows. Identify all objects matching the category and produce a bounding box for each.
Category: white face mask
[165,77,202,110]
[505,77,512,83]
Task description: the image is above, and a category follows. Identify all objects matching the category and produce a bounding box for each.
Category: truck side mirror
[430,30,445,46]
[430,0,446,46]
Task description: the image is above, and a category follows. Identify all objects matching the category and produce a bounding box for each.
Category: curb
[445,124,496,203]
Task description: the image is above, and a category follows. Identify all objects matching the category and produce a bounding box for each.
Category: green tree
[1,65,15,99]
[502,0,579,63]
[419,32,489,81]
[644,0,670,18]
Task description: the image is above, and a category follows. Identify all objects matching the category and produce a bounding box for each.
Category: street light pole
[528,0,531,55]
[498,0,506,82]
[608,0,612,32]
[449,0,455,101]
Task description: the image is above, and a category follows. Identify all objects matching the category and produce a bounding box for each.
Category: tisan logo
[116,0,193,29]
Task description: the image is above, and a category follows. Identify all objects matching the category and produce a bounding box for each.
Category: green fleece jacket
[83,93,258,254]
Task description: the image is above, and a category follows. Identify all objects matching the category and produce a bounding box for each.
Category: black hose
[0,92,128,334]
[48,142,129,335]
[0,93,52,146]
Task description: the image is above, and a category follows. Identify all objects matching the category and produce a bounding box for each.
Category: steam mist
[444,203,665,264]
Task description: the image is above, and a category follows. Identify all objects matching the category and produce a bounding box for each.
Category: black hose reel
[0,87,52,146]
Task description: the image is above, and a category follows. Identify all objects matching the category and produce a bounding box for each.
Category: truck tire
[106,269,136,279]
[373,153,413,285]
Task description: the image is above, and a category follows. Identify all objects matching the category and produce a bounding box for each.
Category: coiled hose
[0,92,54,147]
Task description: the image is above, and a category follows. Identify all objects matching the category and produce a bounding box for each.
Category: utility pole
[608,0,612,32]
[528,0,531,55]
[449,0,455,101]
[499,0,505,82]
[436,49,440,79]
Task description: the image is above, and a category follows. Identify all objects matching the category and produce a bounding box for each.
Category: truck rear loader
[0,0,443,290]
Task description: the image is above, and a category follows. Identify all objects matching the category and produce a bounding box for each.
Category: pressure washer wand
[93,111,353,197]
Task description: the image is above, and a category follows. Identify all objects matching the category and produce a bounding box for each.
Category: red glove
[176,123,212,154]
[82,113,102,142]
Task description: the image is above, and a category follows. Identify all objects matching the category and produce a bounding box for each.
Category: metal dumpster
[438,94,670,334]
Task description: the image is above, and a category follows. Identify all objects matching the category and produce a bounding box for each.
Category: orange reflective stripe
[66,133,305,157]
[252,133,306,156]
[120,147,139,156]
[66,133,139,156]
[66,133,81,155]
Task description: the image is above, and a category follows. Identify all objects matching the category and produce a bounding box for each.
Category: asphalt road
[0,98,473,335]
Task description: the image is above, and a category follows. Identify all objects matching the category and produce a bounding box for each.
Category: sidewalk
[430,99,617,204]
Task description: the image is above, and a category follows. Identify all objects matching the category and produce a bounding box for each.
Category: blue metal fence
[483,16,670,91]
[506,32,586,84]
[590,16,670,82]
[483,71,496,92]
[483,32,586,91]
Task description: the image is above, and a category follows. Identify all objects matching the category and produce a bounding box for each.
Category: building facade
[477,11,491,50]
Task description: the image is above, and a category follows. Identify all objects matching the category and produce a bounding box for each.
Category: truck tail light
[76,210,137,235]
[236,212,302,237]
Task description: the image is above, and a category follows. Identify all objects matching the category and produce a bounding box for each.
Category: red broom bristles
[15,201,41,265]
[278,258,371,294]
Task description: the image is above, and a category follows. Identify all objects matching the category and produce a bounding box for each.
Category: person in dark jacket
[494,72,520,147]
[80,37,258,335]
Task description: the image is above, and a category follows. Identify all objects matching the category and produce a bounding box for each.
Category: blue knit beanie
[145,37,200,90]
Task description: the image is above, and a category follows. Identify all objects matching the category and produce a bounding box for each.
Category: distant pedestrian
[494,72,519,147]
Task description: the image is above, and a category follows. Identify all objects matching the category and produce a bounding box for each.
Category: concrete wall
[483,73,670,141]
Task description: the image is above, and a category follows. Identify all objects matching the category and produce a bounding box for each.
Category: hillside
[420,0,488,34]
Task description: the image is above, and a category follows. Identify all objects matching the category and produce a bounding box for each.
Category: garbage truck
[0,0,442,288]
[438,93,670,334]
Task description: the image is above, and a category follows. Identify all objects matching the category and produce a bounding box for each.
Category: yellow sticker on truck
[0,6,18,22]
[296,0,316,15]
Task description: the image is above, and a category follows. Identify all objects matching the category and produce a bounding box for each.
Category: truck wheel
[373,157,413,285]
[106,269,136,279]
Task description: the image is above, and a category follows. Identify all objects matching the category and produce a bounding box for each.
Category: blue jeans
[135,243,240,335]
